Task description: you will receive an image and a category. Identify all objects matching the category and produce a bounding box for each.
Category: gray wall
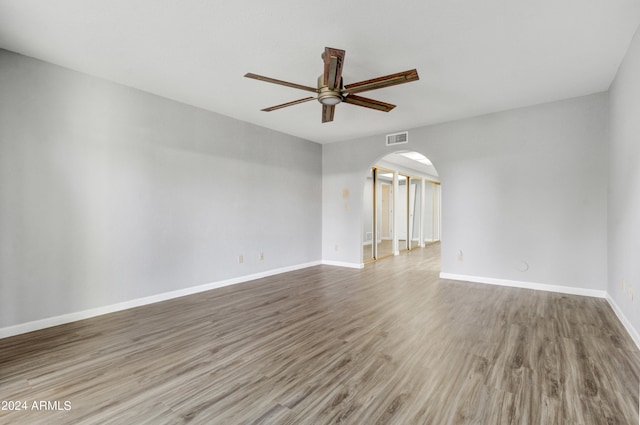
[323,93,608,290]
[0,50,322,328]
[0,46,616,332]
[608,26,640,335]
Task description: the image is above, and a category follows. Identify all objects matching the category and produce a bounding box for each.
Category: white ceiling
[379,151,440,179]
[1,0,639,144]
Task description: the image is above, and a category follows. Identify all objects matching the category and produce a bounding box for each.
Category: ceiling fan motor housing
[317,75,342,105]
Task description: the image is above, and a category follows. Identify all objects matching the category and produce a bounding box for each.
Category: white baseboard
[606,295,640,351]
[439,273,607,298]
[321,260,364,269]
[440,273,640,352]
[5,265,638,355]
[0,261,322,339]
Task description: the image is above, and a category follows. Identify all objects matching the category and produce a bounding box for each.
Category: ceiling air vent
[386,131,408,146]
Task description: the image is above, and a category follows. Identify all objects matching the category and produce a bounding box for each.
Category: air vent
[386,131,408,146]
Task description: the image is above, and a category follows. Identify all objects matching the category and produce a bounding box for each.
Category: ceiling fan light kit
[318,94,342,106]
[245,47,419,123]
[317,77,342,106]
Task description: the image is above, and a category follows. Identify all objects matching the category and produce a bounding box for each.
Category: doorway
[362,151,441,264]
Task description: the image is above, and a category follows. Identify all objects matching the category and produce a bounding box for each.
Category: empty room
[2,1,640,424]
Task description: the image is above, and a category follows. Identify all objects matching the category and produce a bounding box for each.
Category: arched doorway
[362,151,441,263]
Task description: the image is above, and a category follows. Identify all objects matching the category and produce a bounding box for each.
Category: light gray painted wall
[323,93,608,289]
[608,26,640,335]
[0,50,322,328]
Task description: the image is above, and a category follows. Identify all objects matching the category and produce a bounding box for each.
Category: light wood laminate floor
[1,244,639,424]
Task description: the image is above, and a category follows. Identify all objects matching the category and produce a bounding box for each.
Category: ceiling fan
[245,47,419,123]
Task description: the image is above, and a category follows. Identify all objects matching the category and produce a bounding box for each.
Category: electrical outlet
[238,255,243,264]
[259,252,264,261]
[457,250,463,261]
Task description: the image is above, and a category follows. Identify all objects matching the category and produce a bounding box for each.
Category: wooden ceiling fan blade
[261,97,316,112]
[322,104,336,123]
[343,69,419,95]
[322,47,346,90]
[343,94,396,112]
[244,73,318,93]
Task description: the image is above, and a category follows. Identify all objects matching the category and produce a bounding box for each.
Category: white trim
[321,260,364,269]
[5,264,636,353]
[606,295,640,351]
[0,261,322,339]
[439,273,607,298]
